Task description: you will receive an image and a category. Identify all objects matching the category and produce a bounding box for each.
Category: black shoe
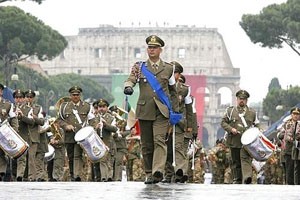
[175,169,183,183]
[152,171,163,184]
[74,177,81,182]
[16,176,23,182]
[180,175,188,183]
[37,178,46,182]
[244,177,252,184]
[107,178,113,182]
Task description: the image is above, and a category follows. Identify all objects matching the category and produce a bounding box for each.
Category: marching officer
[124,35,179,184]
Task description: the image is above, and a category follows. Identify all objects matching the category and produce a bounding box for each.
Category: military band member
[110,105,130,181]
[57,86,97,181]
[95,99,118,182]
[25,90,45,181]
[124,35,179,184]
[278,107,300,185]
[221,90,260,184]
[14,89,34,181]
[0,84,18,181]
[164,62,193,183]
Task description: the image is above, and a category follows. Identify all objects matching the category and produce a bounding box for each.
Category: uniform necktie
[152,64,158,72]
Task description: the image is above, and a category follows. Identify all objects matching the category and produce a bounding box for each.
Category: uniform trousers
[65,143,83,179]
[139,113,169,177]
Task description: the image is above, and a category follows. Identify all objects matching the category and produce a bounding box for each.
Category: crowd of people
[0,34,299,185]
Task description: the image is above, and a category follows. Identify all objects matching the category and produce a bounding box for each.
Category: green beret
[291,107,300,114]
[236,90,250,99]
[69,86,82,94]
[24,90,36,97]
[146,35,165,47]
[170,61,183,73]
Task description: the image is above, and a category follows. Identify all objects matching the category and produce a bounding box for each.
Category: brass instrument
[48,117,63,141]
[110,106,128,131]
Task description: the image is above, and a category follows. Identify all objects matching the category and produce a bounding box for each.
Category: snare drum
[241,127,275,161]
[44,144,55,162]
[0,121,29,159]
[75,126,108,163]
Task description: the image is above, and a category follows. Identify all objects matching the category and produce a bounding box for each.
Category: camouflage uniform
[127,136,145,181]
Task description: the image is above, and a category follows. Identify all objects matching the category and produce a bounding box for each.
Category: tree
[0,6,67,64]
[268,77,281,92]
[0,0,44,4]
[263,85,300,123]
[240,0,300,56]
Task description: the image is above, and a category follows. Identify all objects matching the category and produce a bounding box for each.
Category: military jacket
[28,104,45,143]
[96,111,118,147]
[16,103,35,142]
[278,119,300,158]
[0,98,18,131]
[124,59,179,121]
[58,100,96,143]
[221,105,259,148]
[176,82,193,133]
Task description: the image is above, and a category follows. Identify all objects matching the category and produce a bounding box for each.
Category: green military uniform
[113,126,130,181]
[58,86,97,181]
[25,90,45,181]
[95,107,118,181]
[0,86,19,181]
[13,90,34,181]
[164,62,193,183]
[124,35,179,184]
[221,90,260,184]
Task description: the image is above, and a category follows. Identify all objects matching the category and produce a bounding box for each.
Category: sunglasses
[71,94,80,96]
[26,96,34,98]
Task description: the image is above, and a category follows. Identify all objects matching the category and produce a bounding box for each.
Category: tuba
[48,117,63,141]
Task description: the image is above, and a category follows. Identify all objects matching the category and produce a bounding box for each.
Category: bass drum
[44,144,55,162]
[0,120,29,159]
[241,127,275,161]
[75,126,108,163]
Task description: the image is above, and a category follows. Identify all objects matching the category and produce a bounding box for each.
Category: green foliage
[0,63,114,113]
[268,77,281,92]
[0,6,67,62]
[240,0,300,56]
[263,85,300,123]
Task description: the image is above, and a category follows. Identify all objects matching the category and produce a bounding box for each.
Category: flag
[3,86,14,103]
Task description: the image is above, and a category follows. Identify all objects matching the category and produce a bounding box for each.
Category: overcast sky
[3,0,298,103]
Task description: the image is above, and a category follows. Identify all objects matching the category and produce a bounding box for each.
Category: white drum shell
[0,121,29,159]
[241,127,273,161]
[75,126,107,163]
[44,144,55,162]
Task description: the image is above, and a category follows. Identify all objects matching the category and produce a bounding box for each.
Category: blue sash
[140,62,182,125]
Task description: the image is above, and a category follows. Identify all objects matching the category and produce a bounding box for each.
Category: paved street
[1,182,300,200]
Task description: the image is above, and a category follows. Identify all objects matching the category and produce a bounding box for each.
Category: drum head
[74,126,94,142]
[241,127,260,145]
